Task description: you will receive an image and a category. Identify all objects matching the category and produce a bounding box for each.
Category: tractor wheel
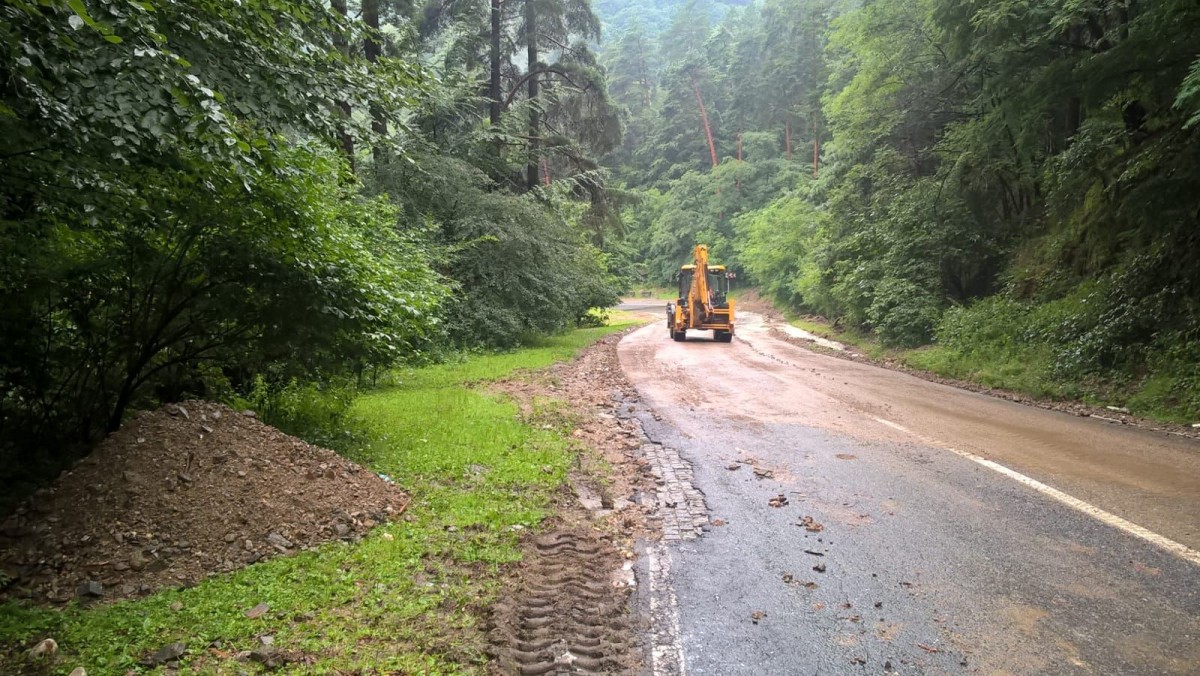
[715,330,734,343]
[672,329,686,342]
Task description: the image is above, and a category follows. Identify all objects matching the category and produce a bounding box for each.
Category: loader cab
[677,265,732,308]
[709,265,730,308]
[678,265,695,306]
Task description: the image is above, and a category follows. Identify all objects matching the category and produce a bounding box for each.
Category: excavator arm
[689,245,714,319]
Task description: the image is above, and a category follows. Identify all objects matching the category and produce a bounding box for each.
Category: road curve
[619,311,1200,674]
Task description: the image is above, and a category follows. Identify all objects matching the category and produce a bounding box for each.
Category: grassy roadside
[783,311,1193,422]
[786,313,1086,399]
[626,286,675,301]
[0,316,642,674]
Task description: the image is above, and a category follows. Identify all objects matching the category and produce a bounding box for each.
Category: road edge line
[873,417,1200,567]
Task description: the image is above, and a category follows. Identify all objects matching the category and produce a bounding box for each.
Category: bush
[234,376,368,454]
[376,156,619,349]
[0,148,448,482]
[868,278,943,348]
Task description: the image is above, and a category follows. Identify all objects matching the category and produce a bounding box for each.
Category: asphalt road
[617,310,1200,675]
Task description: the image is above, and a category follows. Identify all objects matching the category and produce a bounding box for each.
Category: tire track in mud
[490,530,637,674]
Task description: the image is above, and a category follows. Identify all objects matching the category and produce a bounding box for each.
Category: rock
[170,601,183,612]
[200,425,214,435]
[128,551,147,571]
[76,580,103,598]
[28,638,57,658]
[333,523,351,538]
[245,602,270,619]
[140,642,186,667]
[249,645,275,664]
[258,634,274,646]
[69,668,87,676]
[265,532,292,550]
[224,532,238,543]
[241,410,256,418]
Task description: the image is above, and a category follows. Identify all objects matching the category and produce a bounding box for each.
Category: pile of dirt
[0,400,407,605]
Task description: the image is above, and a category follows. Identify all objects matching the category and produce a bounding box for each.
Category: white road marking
[873,417,912,435]
[874,417,1200,567]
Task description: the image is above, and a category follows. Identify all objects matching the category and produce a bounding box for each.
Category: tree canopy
[1,0,624,485]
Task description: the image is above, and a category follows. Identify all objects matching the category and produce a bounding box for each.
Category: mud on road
[615,310,1200,675]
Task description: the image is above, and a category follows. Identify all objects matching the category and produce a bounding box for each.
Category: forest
[603,0,1200,421]
[2,0,1199,491]
[0,0,624,492]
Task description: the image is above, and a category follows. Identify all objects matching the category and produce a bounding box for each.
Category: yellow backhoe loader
[667,245,735,342]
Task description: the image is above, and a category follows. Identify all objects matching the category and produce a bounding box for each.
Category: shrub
[868,278,943,348]
[234,376,368,454]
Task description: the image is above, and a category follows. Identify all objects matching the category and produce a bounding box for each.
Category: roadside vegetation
[0,318,639,673]
[600,0,1200,423]
[0,0,626,504]
[787,308,1196,422]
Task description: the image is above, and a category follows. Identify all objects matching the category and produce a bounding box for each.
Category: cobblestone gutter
[642,441,708,541]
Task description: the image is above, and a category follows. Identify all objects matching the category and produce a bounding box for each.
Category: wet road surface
[618,310,1200,674]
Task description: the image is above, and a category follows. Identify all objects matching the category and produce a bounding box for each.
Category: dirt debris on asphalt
[0,400,407,605]
[798,516,825,533]
[734,290,1200,441]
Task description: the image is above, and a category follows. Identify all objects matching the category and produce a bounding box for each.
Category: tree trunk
[526,0,540,190]
[636,35,652,107]
[785,117,792,161]
[489,0,502,126]
[541,157,551,186]
[812,112,819,178]
[331,0,354,172]
[691,76,718,169]
[735,130,742,192]
[363,0,387,168]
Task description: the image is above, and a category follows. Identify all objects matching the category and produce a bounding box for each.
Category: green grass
[0,318,639,675]
[626,286,676,300]
[786,315,1078,398]
[901,343,1076,400]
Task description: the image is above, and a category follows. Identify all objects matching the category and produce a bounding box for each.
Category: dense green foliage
[600,0,1200,418]
[1,0,624,486]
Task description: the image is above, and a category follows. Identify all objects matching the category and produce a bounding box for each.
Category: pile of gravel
[0,400,406,605]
